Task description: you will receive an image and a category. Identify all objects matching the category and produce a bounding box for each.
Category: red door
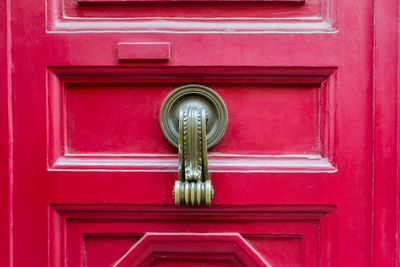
[2,0,399,266]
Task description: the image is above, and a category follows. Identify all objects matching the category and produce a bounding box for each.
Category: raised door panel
[50,205,336,266]
[48,67,336,172]
[47,0,336,31]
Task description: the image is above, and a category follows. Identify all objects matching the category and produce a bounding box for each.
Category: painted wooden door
[2,0,399,266]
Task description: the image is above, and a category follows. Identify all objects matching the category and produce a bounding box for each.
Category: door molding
[372,0,399,265]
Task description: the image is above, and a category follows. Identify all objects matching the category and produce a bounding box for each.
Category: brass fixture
[160,84,228,206]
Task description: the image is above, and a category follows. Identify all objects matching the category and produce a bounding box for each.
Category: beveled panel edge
[48,20,336,33]
[50,154,336,172]
[114,233,272,266]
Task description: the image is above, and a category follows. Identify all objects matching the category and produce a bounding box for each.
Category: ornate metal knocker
[160,84,228,206]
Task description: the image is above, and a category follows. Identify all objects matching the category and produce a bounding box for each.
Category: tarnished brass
[160,84,228,148]
[160,84,227,206]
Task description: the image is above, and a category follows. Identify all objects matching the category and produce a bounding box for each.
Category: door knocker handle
[160,84,228,206]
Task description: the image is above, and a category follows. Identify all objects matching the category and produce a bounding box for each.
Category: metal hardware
[160,84,227,206]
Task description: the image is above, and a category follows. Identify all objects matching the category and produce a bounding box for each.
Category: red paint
[0,0,10,265]
[114,233,271,266]
[50,205,334,266]
[51,0,329,31]
[79,0,305,2]
[372,0,399,265]
[2,0,399,266]
[63,71,322,155]
[117,43,170,61]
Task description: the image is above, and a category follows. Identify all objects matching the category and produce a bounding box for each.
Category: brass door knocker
[160,84,228,206]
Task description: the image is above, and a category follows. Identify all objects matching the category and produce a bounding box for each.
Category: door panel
[48,0,335,31]
[48,67,335,172]
[65,82,320,155]
[8,0,378,265]
[51,205,335,266]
